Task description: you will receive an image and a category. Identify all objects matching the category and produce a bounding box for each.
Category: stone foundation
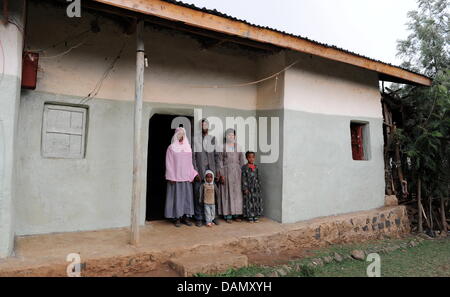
[0,206,410,276]
[169,252,248,277]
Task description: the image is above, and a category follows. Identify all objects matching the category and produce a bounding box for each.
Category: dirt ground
[196,235,450,277]
[130,244,318,277]
[0,206,410,277]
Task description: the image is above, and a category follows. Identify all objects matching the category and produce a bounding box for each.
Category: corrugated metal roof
[160,0,426,79]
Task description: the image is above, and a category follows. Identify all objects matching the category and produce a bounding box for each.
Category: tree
[397,0,449,76]
[390,0,449,235]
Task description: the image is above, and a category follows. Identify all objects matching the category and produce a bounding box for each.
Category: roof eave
[92,0,432,87]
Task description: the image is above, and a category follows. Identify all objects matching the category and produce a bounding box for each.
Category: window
[42,104,87,159]
[350,122,370,161]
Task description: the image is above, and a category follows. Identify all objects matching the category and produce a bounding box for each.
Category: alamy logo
[171,108,280,164]
[66,253,82,277]
[66,0,81,18]
[366,253,381,277]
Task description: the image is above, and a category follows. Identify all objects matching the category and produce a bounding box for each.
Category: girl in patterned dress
[241,151,263,223]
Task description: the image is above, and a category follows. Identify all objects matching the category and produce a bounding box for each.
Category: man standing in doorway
[193,119,219,227]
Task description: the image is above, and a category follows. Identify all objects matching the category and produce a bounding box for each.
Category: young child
[241,151,263,223]
[199,170,219,227]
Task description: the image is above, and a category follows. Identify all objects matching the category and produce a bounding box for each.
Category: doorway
[146,114,194,221]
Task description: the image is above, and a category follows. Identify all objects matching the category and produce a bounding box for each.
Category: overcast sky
[181,0,418,66]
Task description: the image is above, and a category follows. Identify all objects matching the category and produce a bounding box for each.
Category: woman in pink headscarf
[165,127,199,227]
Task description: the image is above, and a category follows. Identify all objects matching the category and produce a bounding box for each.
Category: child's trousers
[204,204,216,224]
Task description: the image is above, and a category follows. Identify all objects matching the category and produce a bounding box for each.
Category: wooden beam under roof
[82,1,281,53]
[91,0,431,86]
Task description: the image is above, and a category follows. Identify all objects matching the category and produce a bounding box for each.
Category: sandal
[174,219,181,228]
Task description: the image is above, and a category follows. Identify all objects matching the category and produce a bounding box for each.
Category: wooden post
[429,196,433,233]
[131,19,145,246]
[418,178,423,233]
[392,126,405,182]
[441,197,448,236]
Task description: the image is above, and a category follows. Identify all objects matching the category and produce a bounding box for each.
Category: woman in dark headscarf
[215,128,246,223]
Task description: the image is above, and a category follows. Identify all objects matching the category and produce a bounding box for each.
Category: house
[0,0,431,258]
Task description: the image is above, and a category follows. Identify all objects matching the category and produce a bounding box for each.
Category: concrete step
[168,252,248,277]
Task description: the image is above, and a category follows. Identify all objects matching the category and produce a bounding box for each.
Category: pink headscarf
[165,127,198,182]
[169,127,192,153]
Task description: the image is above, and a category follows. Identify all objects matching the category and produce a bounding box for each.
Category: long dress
[241,164,263,218]
[165,182,194,219]
[192,134,217,221]
[164,128,198,219]
[216,144,246,216]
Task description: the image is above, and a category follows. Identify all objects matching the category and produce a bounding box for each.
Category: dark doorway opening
[146,114,194,221]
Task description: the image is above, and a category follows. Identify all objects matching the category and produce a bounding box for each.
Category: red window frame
[350,122,366,161]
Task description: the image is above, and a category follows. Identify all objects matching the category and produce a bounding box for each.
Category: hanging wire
[27,29,91,53]
[179,60,299,89]
[39,39,87,59]
[6,11,298,97]
[79,41,127,105]
[27,17,114,59]
[26,16,108,54]
[79,54,297,103]
[26,15,110,55]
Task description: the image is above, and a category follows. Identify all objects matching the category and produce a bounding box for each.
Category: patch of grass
[313,238,450,277]
[297,265,316,277]
[197,236,450,277]
[195,265,273,277]
[309,237,408,258]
